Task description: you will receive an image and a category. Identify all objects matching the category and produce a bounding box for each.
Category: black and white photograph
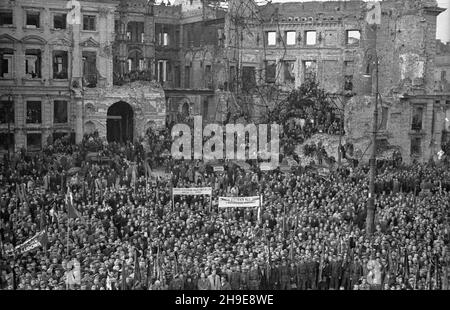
[0,0,449,301]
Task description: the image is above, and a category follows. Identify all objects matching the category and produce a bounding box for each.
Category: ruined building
[0,0,449,163]
[224,0,450,163]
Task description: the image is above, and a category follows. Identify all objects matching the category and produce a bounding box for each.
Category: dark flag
[404,248,410,278]
[66,188,87,225]
[121,261,128,290]
[133,249,141,287]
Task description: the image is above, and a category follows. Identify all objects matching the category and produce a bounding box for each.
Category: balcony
[113,70,153,86]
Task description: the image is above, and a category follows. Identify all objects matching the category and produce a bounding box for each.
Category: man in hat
[248,263,261,290]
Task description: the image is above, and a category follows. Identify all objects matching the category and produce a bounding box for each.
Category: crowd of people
[0,128,449,291]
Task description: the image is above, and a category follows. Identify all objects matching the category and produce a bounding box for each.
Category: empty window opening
[53,13,66,30]
[54,100,68,124]
[27,133,42,151]
[26,11,40,28]
[53,51,68,79]
[284,61,295,83]
[285,31,296,45]
[82,51,97,88]
[303,61,317,81]
[26,101,42,124]
[242,66,256,92]
[411,106,424,131]
[25,49,42,79]
[410,137,422,156]
[346,30,361,45]
[0,11,13,26]
[305,31,316,45]
[265,61,276,83]
[0,48,13,78]
[0,100,14,124]
[267,31,276,46]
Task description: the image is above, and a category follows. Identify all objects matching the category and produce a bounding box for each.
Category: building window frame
[305,30,317,46]
[52,13,67,30]
[266,31,277,46]
[285,31,296,46]
[346,29,361,46]
[53,100,68,124]
[82,14,97,32]
[0,10,13,27]
[25,10,41,29]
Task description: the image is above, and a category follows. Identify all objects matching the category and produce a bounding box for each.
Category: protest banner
[218,196,262,208]
[172,187,213,196]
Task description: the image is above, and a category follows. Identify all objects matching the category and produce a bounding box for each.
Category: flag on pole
[66,188,87,225]
[403,248,410,279]
[133,249,142,287]
[121,260,128,290]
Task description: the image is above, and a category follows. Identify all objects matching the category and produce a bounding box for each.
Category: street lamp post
[365,55,379,236]
[6,94,12,161]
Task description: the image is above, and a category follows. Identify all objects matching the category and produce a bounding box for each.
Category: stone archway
[107,101,134,143]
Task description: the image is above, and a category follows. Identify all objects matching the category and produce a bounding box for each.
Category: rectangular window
[267,31,276,46]
[0,11,13,26]
[410,137,421,156]
[114,20,120,34]
[82,51,97,88]
[26,101,42,124]
[53,51,68,79]
[184,66,190,88]
[265,61,276,83]
[158,60,167,82]
[174,65,180,88]
[139,59,145,71]
[441,70,447,81]
[141,33,145,43]
[53,13,67,30]
[445,107,450,131]
[126,32,132,41]
[283,61,295,83]
[305,31,316,45]
[205,65,212,89]
[0,133,14,151]
[229,66,236,92]
[303,61,317,81]
[285,31,296,45]
[242,66,256,92]
[25,49,42,79]
[127,58,132,72]
[83,15,96,31]
[0,100,14,124]
[26,11,40,28]
[0,48,13,78]
[346,30,361,45]
[163,33,169,46]
[54,100,68,124]
[411,106,424,131]
[27,133,42,151]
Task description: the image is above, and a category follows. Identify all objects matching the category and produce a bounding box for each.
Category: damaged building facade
[224,0,449,163]
[1,0,449,163]
[0,0,166,152]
